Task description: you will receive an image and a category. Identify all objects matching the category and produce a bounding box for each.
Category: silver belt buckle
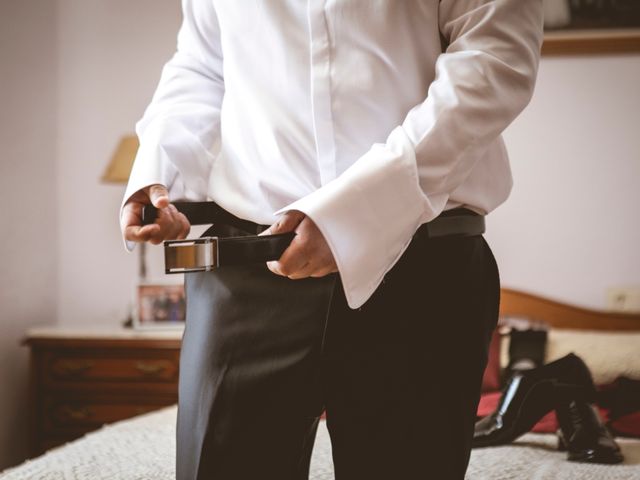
[164,237,219,274]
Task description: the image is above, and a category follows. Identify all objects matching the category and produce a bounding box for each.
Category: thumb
[261,210,305,236]
[146,184,170,209]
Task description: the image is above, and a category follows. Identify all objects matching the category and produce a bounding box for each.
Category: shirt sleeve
[121,0,224,217]
[281,0,544,309]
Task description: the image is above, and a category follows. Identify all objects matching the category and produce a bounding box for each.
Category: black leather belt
[142,202,485,274]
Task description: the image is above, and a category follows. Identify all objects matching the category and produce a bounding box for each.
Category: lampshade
[102,135,139,183]
[103,134,148,285]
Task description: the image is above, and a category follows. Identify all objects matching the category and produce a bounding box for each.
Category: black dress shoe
[473,353,595,448]
[557,399,624,464]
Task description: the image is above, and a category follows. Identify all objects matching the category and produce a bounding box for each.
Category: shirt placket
[307,0,336,186]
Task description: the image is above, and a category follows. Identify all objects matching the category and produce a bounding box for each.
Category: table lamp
[101,135,148,281]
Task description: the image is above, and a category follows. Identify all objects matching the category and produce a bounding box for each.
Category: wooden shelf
[543,29,640,55]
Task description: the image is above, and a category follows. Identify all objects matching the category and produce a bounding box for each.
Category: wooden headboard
[499,288,640,331]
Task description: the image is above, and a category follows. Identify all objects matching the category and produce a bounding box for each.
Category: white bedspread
[2,406,639,479]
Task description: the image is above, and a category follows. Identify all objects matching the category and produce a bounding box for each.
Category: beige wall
[0,0,180,469]
[487,54,640,308]
[0,1,59,470]
[56,0,181,326]
[1,0,639,470]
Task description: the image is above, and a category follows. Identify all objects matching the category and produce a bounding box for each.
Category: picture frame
[542,0,640,55]
[133,281,186,330]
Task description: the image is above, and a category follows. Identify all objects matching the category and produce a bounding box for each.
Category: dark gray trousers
[177,225,499,480]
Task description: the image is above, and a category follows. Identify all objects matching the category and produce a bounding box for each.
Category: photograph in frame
[134,282,186,330]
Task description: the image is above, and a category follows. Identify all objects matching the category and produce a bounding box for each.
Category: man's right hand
[121,184,191,245]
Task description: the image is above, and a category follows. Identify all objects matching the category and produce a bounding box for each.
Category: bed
[2,288,640,479]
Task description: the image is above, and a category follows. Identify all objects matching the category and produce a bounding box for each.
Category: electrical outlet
[606,287,640,313]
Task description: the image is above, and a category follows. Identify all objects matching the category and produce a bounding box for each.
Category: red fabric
[610,411,640,438]
[476,391,501,418]
[532,411,558,433]
[481,329,501,393]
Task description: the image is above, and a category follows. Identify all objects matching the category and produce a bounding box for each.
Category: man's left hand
[262,210,337,279]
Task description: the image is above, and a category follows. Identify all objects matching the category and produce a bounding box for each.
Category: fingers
[147,204,190,244]
[264,211,307,275]
[166,207,190,240]
[266,216,337,279]
[267,235,310,277]
[176,211,191,239]
[121,184,190,245]
[260,210,305,236]
[147,184,170,209]
[122,201,161,243]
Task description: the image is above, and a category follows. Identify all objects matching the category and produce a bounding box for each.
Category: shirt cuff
[277,126,440,309]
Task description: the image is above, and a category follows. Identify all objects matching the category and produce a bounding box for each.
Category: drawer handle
[135,361,167,376]
[135,406,152,415]
[56,360,94,376]
[61,406,93,421]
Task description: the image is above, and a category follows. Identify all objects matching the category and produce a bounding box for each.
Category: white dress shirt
[124,0,543,309]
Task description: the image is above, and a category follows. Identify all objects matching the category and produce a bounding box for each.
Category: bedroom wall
[486,54,640,310]
[55,0,181,326]
[0,1,59,470]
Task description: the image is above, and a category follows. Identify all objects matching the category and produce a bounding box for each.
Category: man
[121,1,543,478]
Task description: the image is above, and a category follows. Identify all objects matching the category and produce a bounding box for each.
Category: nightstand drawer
[43,395,175,431]
[25,328,182,456]
[44,352,179,384]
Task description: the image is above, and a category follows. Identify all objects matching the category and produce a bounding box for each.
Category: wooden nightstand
[24,326,182,456]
